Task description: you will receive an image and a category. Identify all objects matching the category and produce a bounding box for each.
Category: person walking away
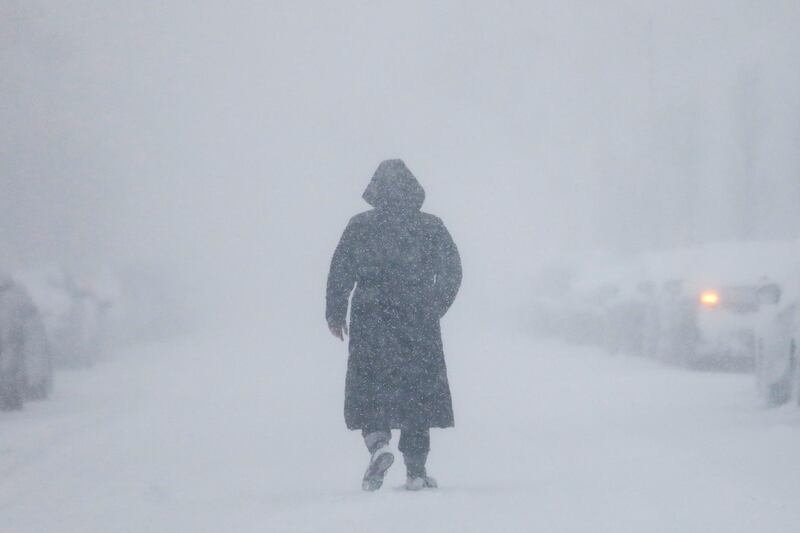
[326,159,462,491]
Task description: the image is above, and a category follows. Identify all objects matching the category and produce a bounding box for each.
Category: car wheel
[0,375,24,411]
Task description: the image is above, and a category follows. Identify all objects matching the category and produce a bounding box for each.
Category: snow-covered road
[2,322,800,533]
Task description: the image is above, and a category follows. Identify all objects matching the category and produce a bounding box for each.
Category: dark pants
[362,427,430,456]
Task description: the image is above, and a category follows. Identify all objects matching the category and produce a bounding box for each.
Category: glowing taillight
[700,290,720,307]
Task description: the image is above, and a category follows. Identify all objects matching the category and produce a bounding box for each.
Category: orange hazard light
[700,290,720,306]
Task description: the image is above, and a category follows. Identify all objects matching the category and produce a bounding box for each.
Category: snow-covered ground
[2,319,800,533]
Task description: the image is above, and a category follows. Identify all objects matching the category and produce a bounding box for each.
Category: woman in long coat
[326,159,462,491]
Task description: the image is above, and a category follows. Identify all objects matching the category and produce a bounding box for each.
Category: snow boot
[362,443,394,491]
[403,453,437,491]
[405,475,438,491]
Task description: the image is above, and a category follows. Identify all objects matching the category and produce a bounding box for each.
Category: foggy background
[2,0,799,326]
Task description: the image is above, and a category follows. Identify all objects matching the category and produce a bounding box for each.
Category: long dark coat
[326,160,462,430]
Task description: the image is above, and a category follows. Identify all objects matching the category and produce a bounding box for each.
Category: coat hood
[362,159,425,211]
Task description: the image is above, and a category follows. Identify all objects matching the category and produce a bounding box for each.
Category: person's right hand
[329,323,348,341]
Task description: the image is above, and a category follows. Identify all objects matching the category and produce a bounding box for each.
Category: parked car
[754,283,799,407]
[682,284,762,369]
[16,267,109,368]
[21,307,53,400]
[532,242,800,381]
[0,272,53,410]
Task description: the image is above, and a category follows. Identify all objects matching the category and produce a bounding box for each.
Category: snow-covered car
[0,273,53,409]
[603,282,661,356]
[639,243,800,370]
[754,283,799,407]
[16,267,110,368]
[531,258,660,356]
[532,242,800,375]
[649,281,771,370]
[565,283,621,347]
[528,263,621,347]
[21,308,53,400]
[685,284,762,369]
[0,275,27,410]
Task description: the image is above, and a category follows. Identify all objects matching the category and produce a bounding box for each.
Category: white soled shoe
[362,444,394,491]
